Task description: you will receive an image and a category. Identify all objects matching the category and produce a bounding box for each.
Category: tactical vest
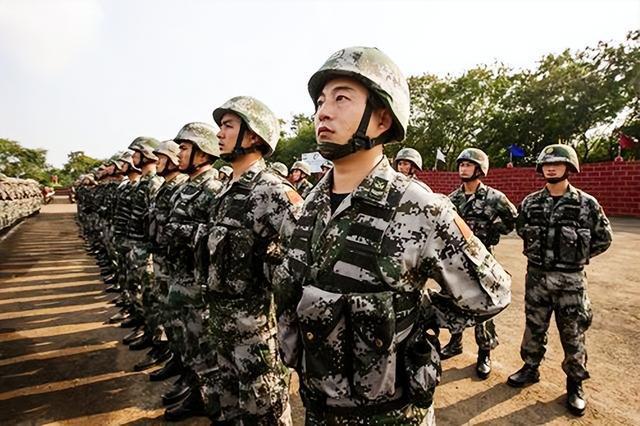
[205,170,269,299]
[113,183,136,238]
[128,177,154,242]
[522,191,592,271]
[454,189,499,248]
[287,173,440,410]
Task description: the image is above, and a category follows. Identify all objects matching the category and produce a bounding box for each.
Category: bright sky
[0,0,638,167]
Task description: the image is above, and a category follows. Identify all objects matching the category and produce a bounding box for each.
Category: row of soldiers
[76,46,612,424]
[0,174,43,232]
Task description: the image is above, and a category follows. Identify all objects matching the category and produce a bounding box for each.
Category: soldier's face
[458,161,477,179]
[290,169,303,182]
[132,151,142,167]
[157,155,169,174]
[542,162,567,179]
[314,77,392,145]
[178,142,193,171]
[104,165,115,175]
[396,160,413,176]
[217,112,257,154]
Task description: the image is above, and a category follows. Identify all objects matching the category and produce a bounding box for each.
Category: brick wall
[415,160,640,217]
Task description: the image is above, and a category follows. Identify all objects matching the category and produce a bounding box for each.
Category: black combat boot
[128,331,153,350]
[120,316,143,329]
[164,387,205,421]
[566,378,586,416]
[476,349,491,379]
[108,310,129,324]
[440,332,463,360]
[507,363,540,387]
[150,352,182,382]
[122,327,145,345]
[162,374,191,406]
[134,344,171,371]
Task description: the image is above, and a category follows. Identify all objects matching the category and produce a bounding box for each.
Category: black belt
[527,262,583,273]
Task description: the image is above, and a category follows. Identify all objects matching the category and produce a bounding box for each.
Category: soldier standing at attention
[289,160,314,199]
[507,144,612,417]
[274,46,511,425]
[162,123,224,421]
[198,96,302,425]
[141,140,189,376]
[440,148,518,380]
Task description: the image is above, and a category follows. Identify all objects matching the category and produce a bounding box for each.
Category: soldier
[162,123,223,421]
[507,144,612,416]
[440,148,518,379]
[122,137,164,357]
[196,96,302,425]
[145,140,189,380]
[394,147,423,178]
[274,46,511,425]
[289,160,314,198]
[218,165,233,184]
[108,151,142,325]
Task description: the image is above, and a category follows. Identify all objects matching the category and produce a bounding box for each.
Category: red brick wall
[415,161,640,217]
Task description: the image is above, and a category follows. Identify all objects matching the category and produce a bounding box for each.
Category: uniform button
[374,338,384,348]
[306,332,314,341]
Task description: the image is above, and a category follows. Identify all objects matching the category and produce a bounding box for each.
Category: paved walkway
[1,199,638,425]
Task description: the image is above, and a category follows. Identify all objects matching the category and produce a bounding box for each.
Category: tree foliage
[0,138,50,183]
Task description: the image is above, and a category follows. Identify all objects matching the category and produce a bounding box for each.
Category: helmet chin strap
[460,165,483,182]
[546,169,570,184]
[316,96,386,161]
[182,146,210,174]
[220,120,259,162]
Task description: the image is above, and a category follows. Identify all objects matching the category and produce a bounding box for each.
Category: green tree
[0,138,50,183]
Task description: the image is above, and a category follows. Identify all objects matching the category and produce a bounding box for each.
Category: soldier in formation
[440,148,518,379]
[273,46,511,425]
[507,144,612,416]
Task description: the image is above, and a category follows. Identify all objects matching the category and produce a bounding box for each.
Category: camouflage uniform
[448,180,517,352]
[275,47,511,425]
[127,168,164,326]
[149,149,188,350]
[516,185,612,380]
[198,96,303,425]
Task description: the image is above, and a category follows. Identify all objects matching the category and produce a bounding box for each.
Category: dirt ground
[0,197,638,425]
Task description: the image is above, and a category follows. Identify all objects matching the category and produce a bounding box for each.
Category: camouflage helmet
[218,165,233,177]
[213,96,280,157]
[456,148,489,176]
[270,162,289,178]
[291,160,311,176]
[174,122,220,158]
[536,144,580,173]
[394,147,423,170]
[153,140,181,165]
[119,151,140,172]
[308,46,410,143]
[128,136,160,160]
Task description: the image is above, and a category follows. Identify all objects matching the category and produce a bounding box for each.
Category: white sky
[0,0,638,167]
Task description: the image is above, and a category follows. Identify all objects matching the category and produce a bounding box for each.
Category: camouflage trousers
[305,402,434,425]
[450,319,498,351]
[198,300,291,425]
[126,243,154,322]
[520,267,593,381]
[151,254,171,338]
[166,275,207,375]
